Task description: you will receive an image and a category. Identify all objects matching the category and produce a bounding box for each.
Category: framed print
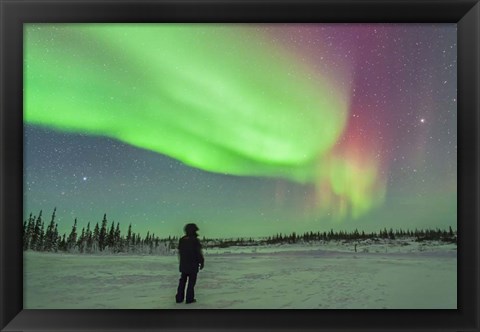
[1,0,479,331]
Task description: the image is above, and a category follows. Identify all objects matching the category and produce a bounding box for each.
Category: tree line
[202,226,457,248]
[23,208,457,254]
[23,208,177,254]
[262,227,457,244]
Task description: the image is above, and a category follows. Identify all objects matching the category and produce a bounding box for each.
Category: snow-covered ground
[24,241,456,309]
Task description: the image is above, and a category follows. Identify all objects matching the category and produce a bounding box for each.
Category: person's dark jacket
[178,235,204,273]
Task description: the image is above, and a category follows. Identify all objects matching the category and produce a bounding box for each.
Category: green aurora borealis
[25,25,348,181]
[23,24,457,238]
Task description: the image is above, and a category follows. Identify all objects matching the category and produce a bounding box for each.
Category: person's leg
[175,272,188,303]
[185,273,198,303]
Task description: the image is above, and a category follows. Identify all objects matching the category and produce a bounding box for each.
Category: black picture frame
[1,0,479,331]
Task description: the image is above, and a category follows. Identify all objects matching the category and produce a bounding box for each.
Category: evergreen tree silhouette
[24,213,34,250]
[131,232,136,247]
[114,222,121,252]
[77,227,85,253]
[36,221,45,251]
[145,231,150,247]
[52,223,59,252]
[44,208,57,251]
[92,222,100,253]
[388,228,395,240]
[30,211,42,250]
[126,224,132,252]
[22,219,27,244]
[86,222,93,253]
[448,226,454,237]
[67,218,78,252]
[99,214,108,251]
[106,221,115,250]
[59,233,66,251]
[353,229,360,239]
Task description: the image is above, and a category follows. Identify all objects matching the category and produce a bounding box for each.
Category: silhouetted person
[175,223,204,304]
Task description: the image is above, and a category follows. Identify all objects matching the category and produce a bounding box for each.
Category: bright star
[83,177,87,181]
[420,118,425,123]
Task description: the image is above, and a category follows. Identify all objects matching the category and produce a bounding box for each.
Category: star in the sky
[420,118,425,123]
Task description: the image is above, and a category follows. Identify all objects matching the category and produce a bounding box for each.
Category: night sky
[24,24,457,238]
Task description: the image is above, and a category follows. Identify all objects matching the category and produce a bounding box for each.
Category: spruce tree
[388,228,395,240]
[67,218,78,252]
[36,221,45,251]
[44,208,57,251]
[114,223,121,252]
[149,234,154,253]
[126,224,132,252]
[33,214,42,248]
[126,224,132,241]
[52,223,59,252]
[92,222,100,253]
[106,221,115,250]
[86,222,92,253]
[59,233,66,252]
[77,228,85,253]
[99,214,108,251]
[30,211,43,250]
[353,229,360,239]
[449,226,454,237]
[23,213,34,250]
[22,219,27,245]
[146,232,150,246]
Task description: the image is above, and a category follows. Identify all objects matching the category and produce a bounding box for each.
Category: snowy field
[24,241,457,309]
